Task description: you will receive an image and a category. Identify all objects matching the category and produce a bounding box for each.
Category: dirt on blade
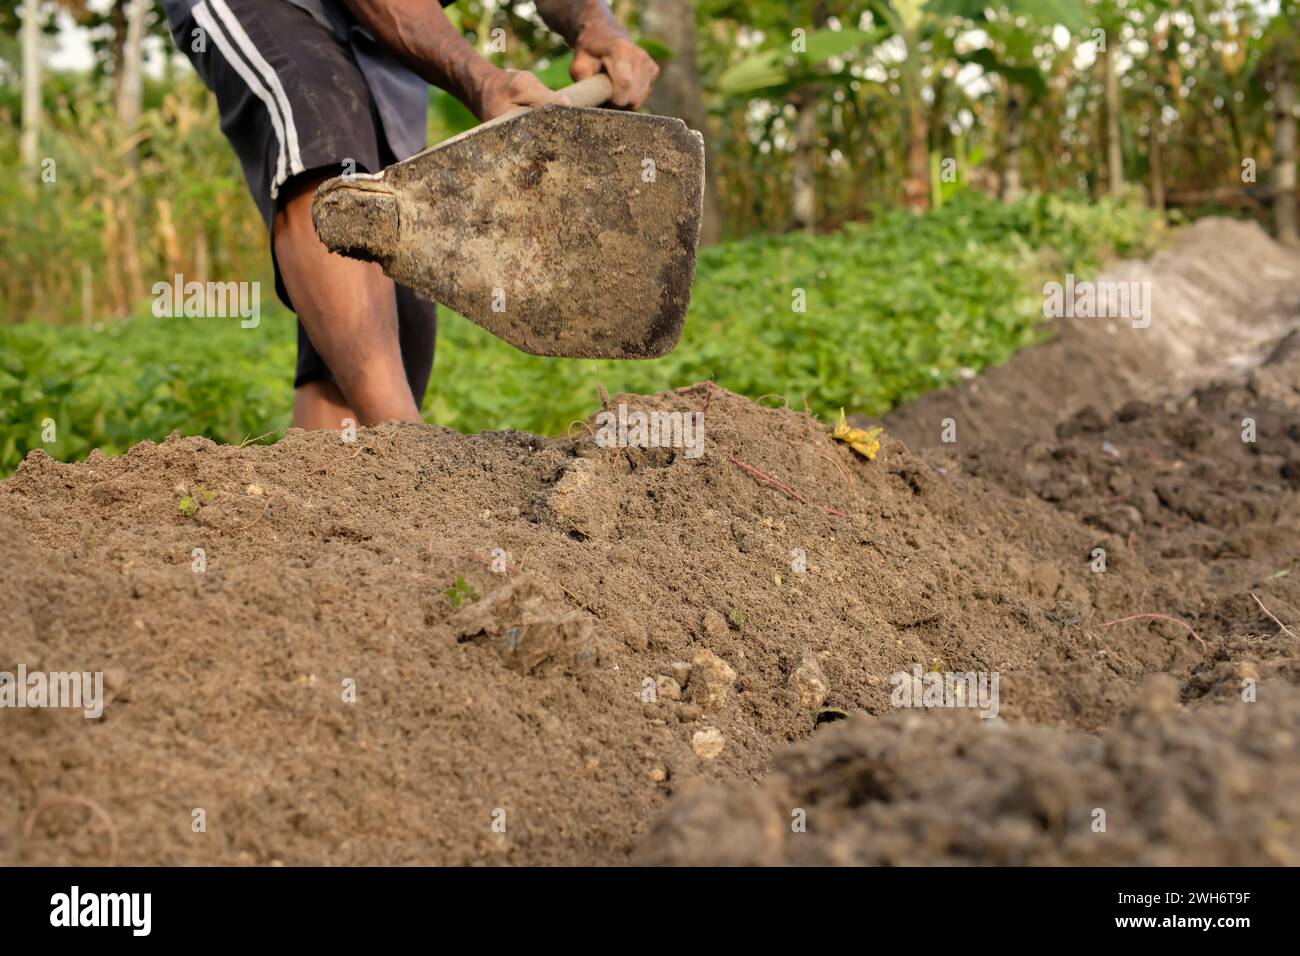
[2,218,1299,866]
[312,105,704,359]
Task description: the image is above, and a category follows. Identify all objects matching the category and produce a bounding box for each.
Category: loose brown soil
[2,218,1298,866]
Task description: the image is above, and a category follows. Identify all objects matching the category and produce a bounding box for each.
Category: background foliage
[0,0,1293,475]
[0,191,1163,473]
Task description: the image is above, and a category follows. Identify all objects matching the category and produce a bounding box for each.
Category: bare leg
[274,173,422,426]
[293,380,356,430]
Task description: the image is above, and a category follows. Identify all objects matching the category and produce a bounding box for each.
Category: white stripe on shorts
[207,0,305,179]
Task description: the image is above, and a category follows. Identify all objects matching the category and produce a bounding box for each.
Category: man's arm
[341,0,567,120]
[534,0,659,109]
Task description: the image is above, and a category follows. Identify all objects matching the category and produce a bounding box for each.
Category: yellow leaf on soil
[831,409,883,460]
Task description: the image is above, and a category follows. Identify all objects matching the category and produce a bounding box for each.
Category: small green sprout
[179,483,215,518]
[446,575,480,608]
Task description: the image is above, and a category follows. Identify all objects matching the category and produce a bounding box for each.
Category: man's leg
[275,173,422,427]
[395,284,438,409]
[293,380,356,430]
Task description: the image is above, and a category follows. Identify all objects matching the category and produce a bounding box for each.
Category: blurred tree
[638,0,726,242]
[1266,4,1297,244]
[790,3,831,231]
[1088,0,1127,195]
[19,0,44,169]
[712,0,877,226]
[882,0,934,209]
[116,0,148,124]
[976,3,1086,201]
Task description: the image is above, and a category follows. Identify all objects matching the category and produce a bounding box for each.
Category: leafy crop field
[0,193,1162,475]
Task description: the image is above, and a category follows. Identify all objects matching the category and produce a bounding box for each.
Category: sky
[45,2,172,75]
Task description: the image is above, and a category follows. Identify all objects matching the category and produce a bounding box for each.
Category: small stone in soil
[691,727,725,759]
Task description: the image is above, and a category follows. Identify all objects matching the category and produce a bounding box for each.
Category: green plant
[178,483,215,517]
[445,575,480,608]
[730,607,747,636]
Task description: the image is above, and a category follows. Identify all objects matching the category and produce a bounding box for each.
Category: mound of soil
[965,335,1300,641]
[638,220,1300,865]
[634,677,1300,866]
[2,218,1298,866]
[0,385,1164,865]
[884,218,1300,453]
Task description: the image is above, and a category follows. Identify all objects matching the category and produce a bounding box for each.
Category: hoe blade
[312,105,704,359]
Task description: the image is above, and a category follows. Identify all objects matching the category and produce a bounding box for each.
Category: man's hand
[571,31,659,109]
[342,0,657,120]
[474,68,570,122]
[536,0,659,109]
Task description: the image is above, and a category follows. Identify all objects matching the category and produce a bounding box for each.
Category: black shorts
[169,0,436,399]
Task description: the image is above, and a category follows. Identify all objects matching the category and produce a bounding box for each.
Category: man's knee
[274,172,334,240]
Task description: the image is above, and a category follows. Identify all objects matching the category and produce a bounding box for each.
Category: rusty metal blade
[312,105,704,359]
